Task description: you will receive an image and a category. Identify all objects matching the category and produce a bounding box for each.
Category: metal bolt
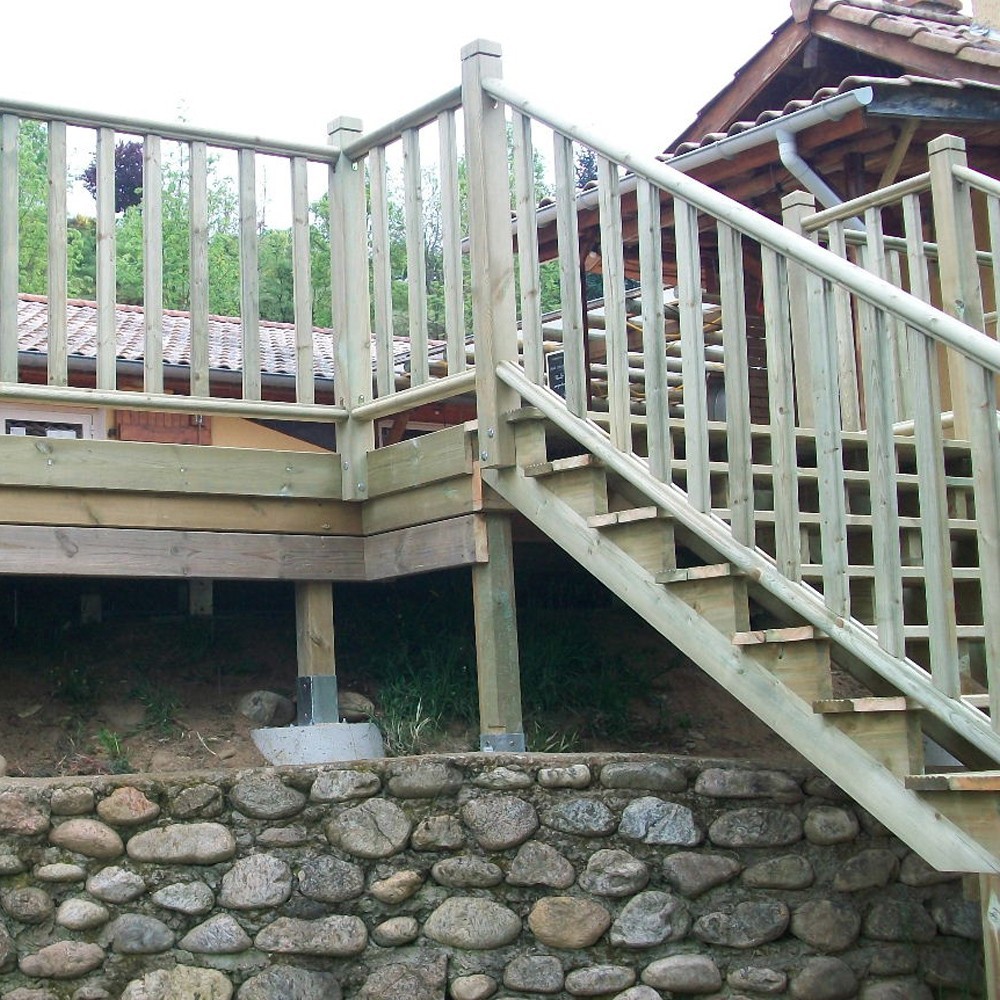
[357,482,364,491]
[487,427,495,438]
[343,461,350,470]
[480,449,489,461]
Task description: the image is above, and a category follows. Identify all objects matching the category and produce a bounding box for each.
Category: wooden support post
[295,580,339,724]
[462,40,520,468]
[982,874,1000,999]
[188,579,213,618]
[329,116,373,502]
[472,515,525,751]
[80,591,102,625]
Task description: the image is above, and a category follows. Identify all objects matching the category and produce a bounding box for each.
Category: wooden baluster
[238,148,260,401]
[189,141,210,398]
[143,134,164,394]
[439,109,466,377]
[826,219,861,431]
[0,114,15,383]
[782,193,815,428]
[96,127,116,391]
[988,193,1000,338]
[512,111,542,385]
[290,156,314,405]
[887,249,912,422]
[369,144,394,397]
[47,121,67,387]
[402,127,428,386]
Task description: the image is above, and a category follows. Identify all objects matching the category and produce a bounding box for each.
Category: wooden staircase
[484,407,1000,875]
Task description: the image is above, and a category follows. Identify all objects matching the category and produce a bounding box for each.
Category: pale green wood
[369,144,394,398]
[597,155,630,453]
[238,148,261,401]
[290,156,315,404]
[366,421,475,497]
[438,109,466,376]
[296,581,335,676]
[553,131,587,418]
[188,579,213,617]
[351,369,475,422]
[887,250,912,421]
[461,40,519,468]
[143,134,164,394]
[366,513,489,580]
[717,221,754,546]
[826,219,862,431]
[402,127,429,386]
[903,191,960,697]
[512,111,542,385]
[981,874,1000,1000]
[761,247,800,581]
[0,115,18,383]
[47,120,68,387]
[988,194,1000,336]
[781,193,815,428]
[189,141,210,397]
[96,127,117,391]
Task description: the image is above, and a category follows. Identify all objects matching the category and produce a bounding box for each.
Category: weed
[373,697,441,757]
[95,728,134,774]
[525,719,581,753]
[130,681,181,734]
[49,658,101,708]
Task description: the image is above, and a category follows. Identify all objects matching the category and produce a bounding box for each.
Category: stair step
[815,698,924,777]
[523,455,609,518]
[906,771,1000,792]
[663,569,749,637]
[588,508,676,576]
[523,454,602,477]
[587,506,665,528]
[733,626,816,645]
[656,563,736,584]
[736,631,833,702]
[813,697,916,714]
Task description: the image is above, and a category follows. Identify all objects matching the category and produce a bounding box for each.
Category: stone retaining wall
[0,754,984,999]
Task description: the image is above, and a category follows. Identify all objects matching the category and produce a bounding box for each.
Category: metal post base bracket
[481,732,526,753]
[297,675,339,726]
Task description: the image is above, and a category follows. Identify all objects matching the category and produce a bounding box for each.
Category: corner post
[461,40,519,468]
[781,191,817,428]
[329,116,373,500]
[928,134,984,440]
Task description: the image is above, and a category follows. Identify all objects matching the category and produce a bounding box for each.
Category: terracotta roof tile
[958,45,1000,66]
[910,27,973,53]
[827,4,883,26]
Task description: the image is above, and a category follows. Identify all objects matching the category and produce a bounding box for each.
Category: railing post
[929,134,985,440]
[461,39,519,468]
[329,116,373,501]
[781,191,816,428]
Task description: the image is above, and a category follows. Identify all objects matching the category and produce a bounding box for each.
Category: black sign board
[545,350,566,398]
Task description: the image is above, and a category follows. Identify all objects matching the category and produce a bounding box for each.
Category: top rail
[954,162,1000,199]
[341,87,463,162]
[481,77,1000,376]
[802,172,931,232]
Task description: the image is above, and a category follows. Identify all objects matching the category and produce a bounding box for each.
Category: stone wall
[0,753,984,1000]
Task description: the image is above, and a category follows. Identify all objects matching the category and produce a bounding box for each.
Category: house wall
[211,416,330,453]
[0,754,982,999]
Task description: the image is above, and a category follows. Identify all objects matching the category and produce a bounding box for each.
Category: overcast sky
[1,0,796,156]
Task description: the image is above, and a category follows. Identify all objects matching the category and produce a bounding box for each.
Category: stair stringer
[484,463,1000,874]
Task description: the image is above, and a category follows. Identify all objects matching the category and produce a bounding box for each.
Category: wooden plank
[47,121,68,387]
[907,771,1000,792]
[238,147,261,401]
[369,144,395,398]
[0,114,16,383]
[189,141,210,398]
[733,626,816,645]
[290,156,315,405]
[669,574,749,637]
[0,486,361,534]
[366,512,489,579]
[553,131,586,417]
[0,524,366,580]
[143,134,164,394]
[781,193,815,428]
[826,221,861,431]
[523,453,601,477]
[598,155,630,453]
[826,708,924,777]
[439,109,466,376]
[96,127,116,391]
[366,422,475,497]
[638,178,670,483]
[188,579,213,616]
[472,514,524,744]
[915,790,1000,856]
[362,475,481,534]
[761,247,801,581]
[814,697,913,714]
[512,111,542,384]
[658,563,735,583]
[588,506,663,528]
[988,195,1000,339]
[980,873,1000,1000]
[0,435,341,498]
[402,127,429,387]
[675,198,710,513]
[717,221,753,546]
[296,581,335,676]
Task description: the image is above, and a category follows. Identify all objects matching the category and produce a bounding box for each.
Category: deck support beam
[295,580,339,725]
[472,514,525,751]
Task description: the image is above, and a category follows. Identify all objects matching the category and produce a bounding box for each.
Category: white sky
[1,0,796,156]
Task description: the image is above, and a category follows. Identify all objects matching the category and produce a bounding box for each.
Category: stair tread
[588,506,666,528]
[732,626,817,645]
[657,563,736,584]
[523,454,602,477]
[814,696,916,714]
[906,771,1000,792]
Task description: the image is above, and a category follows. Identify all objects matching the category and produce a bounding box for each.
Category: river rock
[790,957,858,999]
[297,856,365,902]
[371,915,419,946]
[462,794,539,849]
[411,814,465,850]
[369,869,423,903]
[708,807,802,847]
[151,880,214,914]
[338,690,375,721]
[387,761,463,798]
[0,791,49,835]
[237,690,294,726]
[662,851,741,896]
[179,913,253,954]
[641,955,722,993]
[923,943,984,991]
[326,799,412,858]
[449,974,497,1000]
[56,897,109,930]
[528,896,611,948]
[310,768,381,802]
[230,775,307,819]
[791,899,861,952]
[127,822,236,863]
[695,767,802,802]
[359,954,447,1000]
[727,966,788,994]
[694,900,790,948]
[50,787,95,815]
[424,897,521,949]
[742,853,814,889]
[107,913,175,954]
[579,848,649,896]
[86,865,145,903]
[619,797,702,845]
[18,941,104,979]
[870,945,917,976]
[600,760,686,791]
[542,797,617,836]
[219,854,293,909]
[503,955,564,993]
[96,787,159,826]
[566,965,635,996]
[432,855,503,888]
[122,966,234,1000]
[610,890,690,947]
[864,900,937,942]
[804,806,859,845]
[537,763,591,788]
[832,849,898,891]
[258,825,308,847]
[238,965,342,1000]
[860,982,933,1000]
[35,862,85,882]
[474,766,532,790]
[931,899,982,940]
[49,818,123,859]
[169,783,224,819]
[506,841,576,888]
[0,923,12,970]
[254,915,368,956]
[898,853,961,887]
[2,886,53,923]
[613,989,663,1000]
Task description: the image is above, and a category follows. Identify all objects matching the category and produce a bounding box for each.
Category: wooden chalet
[3,1,1000,984]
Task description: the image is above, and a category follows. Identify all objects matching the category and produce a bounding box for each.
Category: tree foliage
[81,140,144,214]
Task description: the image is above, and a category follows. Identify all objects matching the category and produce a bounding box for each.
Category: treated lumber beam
[296,581,335,676]
[0,436,341,499]
[366,422,476,497]
[362,476,482,535]
[0,487,361,535]
[365,514,489,580]
[0,525,366,580]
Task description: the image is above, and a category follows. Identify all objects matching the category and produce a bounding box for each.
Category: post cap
[461,39,503,60]
[327,116,364,137]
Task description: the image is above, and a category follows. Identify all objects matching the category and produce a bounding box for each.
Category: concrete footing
[252,722,385,765]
